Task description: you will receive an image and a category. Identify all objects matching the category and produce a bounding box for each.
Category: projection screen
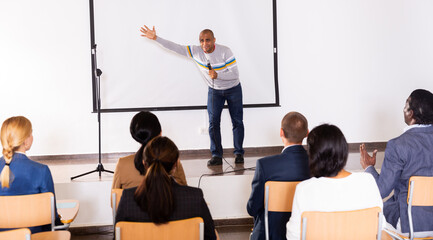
[92,0,279,112]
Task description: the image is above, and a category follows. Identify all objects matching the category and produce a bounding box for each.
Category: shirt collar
[403,124,432,133]
[282,144,302,153]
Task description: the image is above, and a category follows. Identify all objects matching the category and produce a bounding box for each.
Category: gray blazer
[366,125,433,233]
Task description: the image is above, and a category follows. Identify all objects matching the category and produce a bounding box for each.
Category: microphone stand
[71,44,114,180]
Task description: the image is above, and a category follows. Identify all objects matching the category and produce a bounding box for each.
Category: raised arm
[139,25,189,57]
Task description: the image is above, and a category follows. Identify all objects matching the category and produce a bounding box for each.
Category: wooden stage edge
[30,142,386,165]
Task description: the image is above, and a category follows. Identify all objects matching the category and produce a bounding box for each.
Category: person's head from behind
[307,124,348,178]
[1,116,33,188]
[134,136,179,224]
[280,112,308,144]
[404,89,433,125]
[130,111,162,175]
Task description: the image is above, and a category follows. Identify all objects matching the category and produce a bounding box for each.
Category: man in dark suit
[360,89,433,236]
[247,112,310,240]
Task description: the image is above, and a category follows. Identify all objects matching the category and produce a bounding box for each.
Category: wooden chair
[407,176,433,240]
[0,228,31,240]
[54,199,80,230]
[115,217,204,240]
[300,206,383,240]
[0,192,70,240]
[111,188,124,225]
[264,181,300,240]
[32,231,71,240]
[386,176,433,240]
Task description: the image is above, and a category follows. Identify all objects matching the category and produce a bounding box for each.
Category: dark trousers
[207,83,244,157]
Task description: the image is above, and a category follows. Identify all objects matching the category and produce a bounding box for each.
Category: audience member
[115,136,216,239]
[0,116,62,233]
[286,124,383,240]
[247,112,310,240]
[360,89,433,236]
[112,111,187,189]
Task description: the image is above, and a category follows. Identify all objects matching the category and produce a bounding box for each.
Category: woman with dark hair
[115,136,216,240]
[112,111,187,189]
[286,124,384,240]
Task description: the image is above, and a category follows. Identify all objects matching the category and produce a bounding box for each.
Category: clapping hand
[360,143,377,169]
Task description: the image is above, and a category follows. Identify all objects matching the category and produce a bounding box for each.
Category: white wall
[1,0,432,156]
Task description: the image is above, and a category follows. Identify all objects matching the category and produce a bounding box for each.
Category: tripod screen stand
[71,0,113,180]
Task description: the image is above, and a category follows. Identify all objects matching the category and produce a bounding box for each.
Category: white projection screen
[92,0,279,112]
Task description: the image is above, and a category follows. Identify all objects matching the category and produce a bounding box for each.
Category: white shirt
[286,172,384,240]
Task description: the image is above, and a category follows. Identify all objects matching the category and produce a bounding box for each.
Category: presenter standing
[140,25,244,166]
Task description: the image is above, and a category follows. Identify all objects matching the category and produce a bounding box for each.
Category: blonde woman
[0,116,61,233]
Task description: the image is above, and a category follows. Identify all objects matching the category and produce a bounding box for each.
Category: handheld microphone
[207,61,212,70]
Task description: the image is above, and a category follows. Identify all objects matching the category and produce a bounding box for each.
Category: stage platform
[34,145,384,228]
[41,150,264,228]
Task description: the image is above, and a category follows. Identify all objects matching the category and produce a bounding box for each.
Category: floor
[70,225,253,240]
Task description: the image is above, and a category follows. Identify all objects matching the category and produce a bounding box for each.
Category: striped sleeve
[155,36,191,58]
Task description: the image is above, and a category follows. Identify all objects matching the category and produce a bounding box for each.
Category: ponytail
[1,144,16,188]
[134,144,146,175]
[134,136,178,224]
[135,160,173,223]
[1,116,32,188]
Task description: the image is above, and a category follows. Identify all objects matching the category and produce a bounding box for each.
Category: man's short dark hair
[281,112,308,143]
[307,124,348,178]
[408,89,433,124]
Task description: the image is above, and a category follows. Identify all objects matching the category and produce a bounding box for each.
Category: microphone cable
[197,166,256,188]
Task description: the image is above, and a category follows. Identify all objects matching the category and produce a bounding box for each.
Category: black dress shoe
[207,156,222,166]
[235,154,244,164]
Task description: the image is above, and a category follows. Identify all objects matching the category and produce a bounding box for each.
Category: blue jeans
[207,83,244,157]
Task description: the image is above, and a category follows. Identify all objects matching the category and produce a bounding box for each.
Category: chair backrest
[301,207,382,240]
[31,230,71,240]
[115,217,204,240]
[0,192,55,230]
[407,176,433,206]
[407,176,433,240]
[264,181,300,240]
[0,228,31,240]
[111,188,124,225]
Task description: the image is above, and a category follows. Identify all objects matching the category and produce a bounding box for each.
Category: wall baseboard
[29,142,386,165]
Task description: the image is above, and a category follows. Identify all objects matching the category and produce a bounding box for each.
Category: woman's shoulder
[347,172,376,182]
[173,183,203,196]
[296,172,373,189]
[121,187,138,198]
[15,153,49,169]
[118,154,135,164]
[116,154,136,171]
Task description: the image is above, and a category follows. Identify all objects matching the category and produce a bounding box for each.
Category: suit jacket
[112,154,187,189]
[366,125,433,233]
[247,145,310,240]
[0,153,61,233]
[115,180,216,240]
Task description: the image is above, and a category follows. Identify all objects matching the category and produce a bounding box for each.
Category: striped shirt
[155,36,240,90]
